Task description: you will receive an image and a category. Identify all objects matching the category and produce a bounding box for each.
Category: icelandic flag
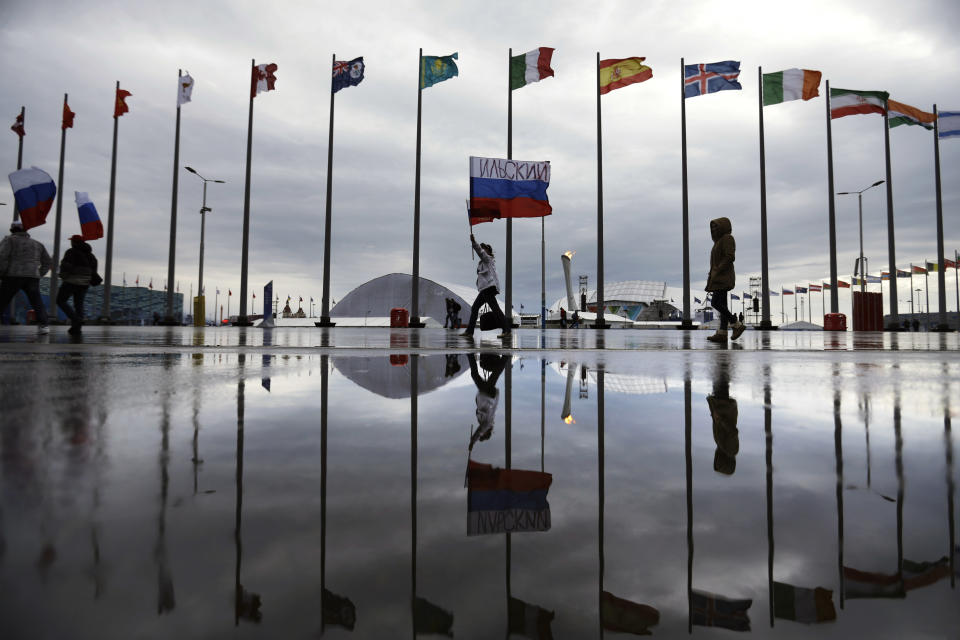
[332,57,364,93]
[75,191,104,240]
[469,156,551,225]
[684,61,742,98]
[8,166,56,230]
[467,460,552,536]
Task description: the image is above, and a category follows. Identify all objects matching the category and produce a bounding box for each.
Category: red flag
[62,102,75,129]
[251,63,278,98]
[10,113,24,138]
[836,280,851,288]
[114,88,132,118]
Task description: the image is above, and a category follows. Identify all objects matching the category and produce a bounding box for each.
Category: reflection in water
[946,366,956,589]
[468,354,508,451]
[234,360,262,625]
[333,353,467,399]
[156,356,175,614]
[707,354,739,476]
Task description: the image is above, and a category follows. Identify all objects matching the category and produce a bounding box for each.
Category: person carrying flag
[57,234,100,335]
[0,221,52,332]
[460,234,511,339]
[705,217,745,342]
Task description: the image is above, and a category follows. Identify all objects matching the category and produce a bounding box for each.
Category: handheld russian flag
[8,166,56,230]
[75,191,104,240]
[468,156,551,225]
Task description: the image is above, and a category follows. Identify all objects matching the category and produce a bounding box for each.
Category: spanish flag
[599,57,652,95]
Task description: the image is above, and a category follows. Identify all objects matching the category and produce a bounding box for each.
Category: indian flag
[510,47,555,90]
[888,99,935,129]
[830,88,889,119]
[763,69,821,106]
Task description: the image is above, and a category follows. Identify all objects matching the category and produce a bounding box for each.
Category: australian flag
[332,57,364,93]
[684,61,741,98]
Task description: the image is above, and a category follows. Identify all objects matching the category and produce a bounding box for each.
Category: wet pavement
[0,327,957,638]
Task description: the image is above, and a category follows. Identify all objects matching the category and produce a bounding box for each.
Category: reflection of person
[468,353,509,450]
[444,297,461,329]
[461,234,511,339]
[707,356,739,475]
[705,217,745,343]
[0,221,52,332]
[57,235,99,335]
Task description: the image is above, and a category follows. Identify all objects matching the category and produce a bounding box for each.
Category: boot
[707,329,728,343]
[731,321,745,340]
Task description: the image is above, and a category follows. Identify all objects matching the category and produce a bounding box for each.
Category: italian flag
[510,47,555,90]
[762,68,821,106]
[888,99,936,129]
[831,88,889,119]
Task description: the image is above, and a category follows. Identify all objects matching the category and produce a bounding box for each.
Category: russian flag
[467,460,552,535]
[75,191,104,240]
[8,166,56,230]
[469,156,551,225]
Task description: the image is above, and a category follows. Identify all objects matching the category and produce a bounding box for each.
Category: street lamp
[838,179,884,293]
[185,167,225,325]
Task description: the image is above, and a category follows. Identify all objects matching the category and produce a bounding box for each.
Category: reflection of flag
[600,57,653,95]
[903,557,951,591]
[251,63,278,98]
[62,102,75,129]
[414,596,454,636]
[773,582,836,623]
[10,112,25,137]
[830,88,888,119]
[467,460,551,535]
[332,57,365,93]
[843,566,904,599]
[9,166,56,230]
[684,61,741,98]
[601,590,660,635]
[469,156,551,224]
[511,47,555,90]
[322,588,356,630]
[691,590,752,631]
[508,596,554,640]
[420,53,458,89]
[75,191,104,240]
[114,87,132,117]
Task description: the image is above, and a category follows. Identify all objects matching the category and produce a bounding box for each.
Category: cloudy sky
[3,0,959,318]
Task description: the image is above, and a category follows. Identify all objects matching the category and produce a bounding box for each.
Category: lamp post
[185,167,225,326]
[838,180,884,294]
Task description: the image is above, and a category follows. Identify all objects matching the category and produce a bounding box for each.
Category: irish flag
[510,47,555,90]
[831,88,889,119]
[773,582,836,623]
[888,99,935,129]
[763,69,821,106]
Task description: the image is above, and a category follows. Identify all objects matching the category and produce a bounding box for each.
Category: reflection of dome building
[550,280,683,322]
[332,353,467,398]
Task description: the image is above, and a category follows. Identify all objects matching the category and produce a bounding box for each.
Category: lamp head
[871,180,885,187]
[185,166,197,174]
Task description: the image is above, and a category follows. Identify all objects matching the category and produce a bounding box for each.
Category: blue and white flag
[939,110,960,139]
[730,293,740,300]
[8,166,56,230]
[684,61,742,98]
[332,57,364,93]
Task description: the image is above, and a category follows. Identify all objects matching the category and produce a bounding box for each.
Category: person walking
[460,234,511,339]
[57,235,100,335]
[0,221,52,333]
[705,217,745,343]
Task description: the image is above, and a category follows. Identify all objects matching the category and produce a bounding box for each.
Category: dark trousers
[0,277,48,325]
[464,286,509,334]
[710,289,738,330]
[57,283,89,325]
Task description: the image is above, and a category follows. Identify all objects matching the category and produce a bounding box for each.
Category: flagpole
[595,52,605,329]
[933,105,948,330]
[758,66,773,328]
[319,53,337,327]
[825,80,839,315]
[8,106,22,320]
[236,60,255,327]
[49,95,69,319]
[163,70,182,325]
[882,106,899,329]
[680,58,692,329]
[506,47,513,329]
[924,264,930,328]
[101,82,120,323]
[409,48,424,328]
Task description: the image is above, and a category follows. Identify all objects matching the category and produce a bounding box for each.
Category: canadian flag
[251,63,278,98]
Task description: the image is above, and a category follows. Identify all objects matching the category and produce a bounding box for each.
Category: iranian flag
[510,47,555,90]
[831,88,889,119]
[888,99,935,129]
[763,68,821,106]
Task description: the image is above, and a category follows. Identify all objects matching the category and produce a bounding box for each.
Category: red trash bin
[390,307,409,328]
[824,313,847,331]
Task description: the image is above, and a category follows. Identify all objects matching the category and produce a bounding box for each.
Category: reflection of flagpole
[764,365,774,627]
[234,366,245,625]
[833,364,845,609]
[410,355,418,640]
[319,54,337,328]
[163,70,183,325]
[944,366,955,588]
[49,95,69,318]
[684,360,693,633]
[320,354,328,632]
[894,388,904,593]
[598,369,605,638]
[157,363,175,614]
[504,357,512,637]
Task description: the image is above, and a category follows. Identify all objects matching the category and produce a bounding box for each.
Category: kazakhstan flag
[421,52,458,89]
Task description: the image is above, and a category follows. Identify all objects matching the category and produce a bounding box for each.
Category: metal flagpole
[49,96,69,318]
[882,106,899,329]
[237,60,256,326]
[758,67,772,328]
[925,264,930,328]
[319,54,337,327]
[933,105,948,330]
[680,58,692,329]
[506,48,513,328]
[595,52,605,329]
[163,70,183,325]
[410,49,424,328]
[825,80,839,313]
[102,83,121,322]
[541,217,546,329]
[8,106,24,321]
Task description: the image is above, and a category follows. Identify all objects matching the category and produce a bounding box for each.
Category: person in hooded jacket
[704,217,745,342]
[57,235,99,334]
[0,221,52,332]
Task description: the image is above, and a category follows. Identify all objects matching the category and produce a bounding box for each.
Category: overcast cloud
[3,0,959,317]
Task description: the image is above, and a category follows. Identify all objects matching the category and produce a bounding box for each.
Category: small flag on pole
[420,53,458,89]
[75,191,104,240]
[178,73,194,105]
[830,88,888,119]
[599,57,652,94]
[836,280,851,288]
[8,166,56,230]
[773,582,836,623]
[511,47,555,90]
[912,264,927,274]
[782,288,794,295]
[62,102,75,129]
[762,68,821,105]
[332,57,365,93]
[251,63,278,98]
[10,112,24,138]
[925,261,939,272]
[888,100,935,129]
[684,61,741,98]
[796,286,808,293]
[937,110,960,139]
[114,87,132,117]
[730,293,740,300]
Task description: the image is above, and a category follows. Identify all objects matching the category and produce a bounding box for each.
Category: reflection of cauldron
[332,353,468,398]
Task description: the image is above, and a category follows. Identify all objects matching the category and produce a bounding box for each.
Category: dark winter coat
[705,217,735,292]
[59,241,98,286]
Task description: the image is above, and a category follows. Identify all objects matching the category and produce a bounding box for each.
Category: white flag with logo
[178,73,194,106]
